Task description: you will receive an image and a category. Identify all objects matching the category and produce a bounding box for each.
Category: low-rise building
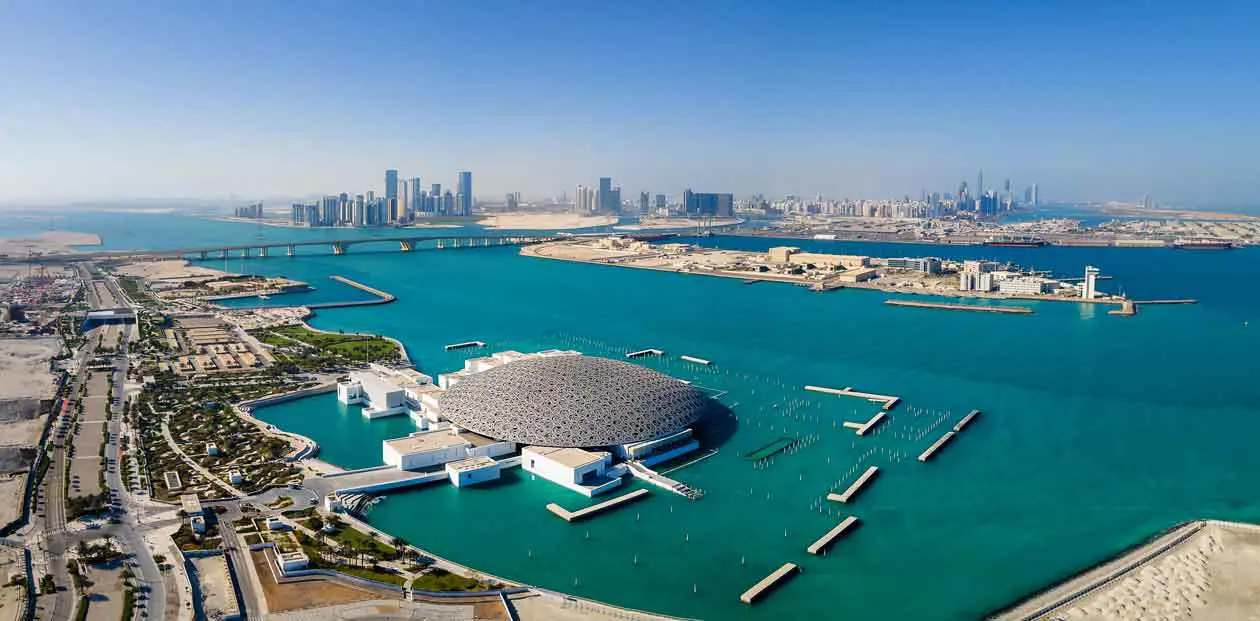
[180,493,203,516]
[382,428,514,471]
[445,456,501,487]
[522,446,623,497]
[885,256,942,275]
[998,277,1051,295]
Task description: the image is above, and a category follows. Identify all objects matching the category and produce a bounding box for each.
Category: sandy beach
[477,212,617,230]
[0,230,101,255]
[615,217,744,231]
[994,520,1260,621]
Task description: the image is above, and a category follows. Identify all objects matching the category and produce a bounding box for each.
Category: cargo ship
[1172,238,1234,250]
[982,235,1049,248]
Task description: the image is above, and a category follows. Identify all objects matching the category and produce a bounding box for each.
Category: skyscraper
[409,177,421,216]
[639,192,650,214]
[385,169,399,216]
[597,177,613,214]
[457,171,472,216]
[1032,184,1040,206]
[976,170,984,198]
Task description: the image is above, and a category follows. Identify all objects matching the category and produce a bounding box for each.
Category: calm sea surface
[10,211,1260,620]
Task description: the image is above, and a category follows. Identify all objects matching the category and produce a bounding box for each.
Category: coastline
[988,519,1260,621]
[521,242,1126,306]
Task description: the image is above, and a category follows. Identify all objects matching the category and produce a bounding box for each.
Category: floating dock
[953,409,981,433]
[739,563,801,605]
[545,488,650,522]
[807,516,860,555]
[626,348,664,359]
[841,421,864,430]
[444,340,486,351]
[828,466,879,503]
[805,385,900,411]
[680,355,711,365]
[917,432,957,462]
[884,299,1034,314]
[742,437,798,461]
[856,412,887,436]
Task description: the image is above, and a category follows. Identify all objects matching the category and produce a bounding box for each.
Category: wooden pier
[856,412,887,436]
[953,409,981,432]
[626,348,664,359]
[828,466,879,503]
[884,299,1034,314]
[546,489,650,522]
[680,355,711,365]
[444,340,486,351]
[917,432,957,462]
[739,563,801,605]
[807,516,860,555]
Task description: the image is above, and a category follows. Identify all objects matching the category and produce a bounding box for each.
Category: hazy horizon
[2,1,1258,205]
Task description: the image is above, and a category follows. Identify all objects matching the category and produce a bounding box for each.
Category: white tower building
[1083,266,1100,299]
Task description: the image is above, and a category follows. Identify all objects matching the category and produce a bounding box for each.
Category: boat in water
[982,234,1049,248]
[1173,238,1235,250]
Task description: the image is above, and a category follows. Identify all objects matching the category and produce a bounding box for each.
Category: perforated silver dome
[439,356,706,447]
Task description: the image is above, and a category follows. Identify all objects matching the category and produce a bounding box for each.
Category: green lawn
[328,526,395,557]
[411,568,490,592]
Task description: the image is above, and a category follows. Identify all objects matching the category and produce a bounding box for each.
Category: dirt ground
[249,550,394,613]
[190,555,237,619]
[113,259,227,281]
[83,562,126,621]
[0,547,25,621]
[0,338,59,400]
[0,477,27,527]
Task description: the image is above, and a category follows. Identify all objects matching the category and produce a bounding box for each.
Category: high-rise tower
[457,171,472,216]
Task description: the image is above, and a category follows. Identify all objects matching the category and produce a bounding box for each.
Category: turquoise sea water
[10,213,1260,620]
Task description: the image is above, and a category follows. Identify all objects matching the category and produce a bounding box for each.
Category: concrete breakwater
[885,299,1034,314]
[306,275,397,309]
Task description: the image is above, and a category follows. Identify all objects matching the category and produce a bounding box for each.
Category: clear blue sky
[1,0,1257,206]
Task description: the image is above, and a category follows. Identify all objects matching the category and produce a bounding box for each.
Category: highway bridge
[32,234,566,262]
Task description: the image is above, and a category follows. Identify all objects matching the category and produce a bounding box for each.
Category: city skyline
[2,1,1258,207]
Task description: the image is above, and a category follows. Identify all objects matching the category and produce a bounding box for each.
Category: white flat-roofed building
[445,456,501,487]
[998,277,1051,295]
[338,370,407,418]
[522,446,623,497]
[276,550,309,572]
[409,384,445,426]
[439,350,582,389]
[382,428,514,471]
[180,493,203,516]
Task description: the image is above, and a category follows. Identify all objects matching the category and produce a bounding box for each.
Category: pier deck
[739,563,801,605]
[626,348,664,359]
[807,516,860,555]
[444,340,486,351]
[546,488,650,522]
[953,409,981,433]
[805,385,901,411]
[828,466,880,503]
[856,412,887,436]
[884,299,1034,314]
[680,355,711,365]
[918,432,957,462]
